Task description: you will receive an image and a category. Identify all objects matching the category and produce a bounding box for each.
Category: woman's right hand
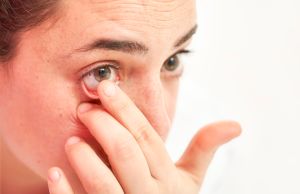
[47,81,241,194]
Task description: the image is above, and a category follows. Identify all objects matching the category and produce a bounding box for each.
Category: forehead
[62,0,196,25]
[57,0,196,39]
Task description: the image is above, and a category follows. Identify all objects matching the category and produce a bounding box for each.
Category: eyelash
[169,49,192,60]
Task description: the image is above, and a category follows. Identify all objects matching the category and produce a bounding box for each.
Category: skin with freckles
[0,0,241,194]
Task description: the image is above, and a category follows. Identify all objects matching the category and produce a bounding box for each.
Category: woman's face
[0,0,196,179]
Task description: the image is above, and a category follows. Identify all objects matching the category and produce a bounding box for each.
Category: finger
[176,121,242,182]
[93,80,175,179]
[65,137,123,194]
[77,107,156,193]
[48,167,74,194]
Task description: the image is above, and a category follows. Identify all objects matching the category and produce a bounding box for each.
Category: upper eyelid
[80,61,120,79]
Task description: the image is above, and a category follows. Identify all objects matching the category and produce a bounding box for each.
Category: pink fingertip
[66,136,81,146]
[78,103,93,113]
[48,168,60,183]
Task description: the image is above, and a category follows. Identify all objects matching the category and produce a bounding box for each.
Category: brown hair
[0,0,58,62]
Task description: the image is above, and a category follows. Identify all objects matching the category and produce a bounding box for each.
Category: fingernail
[66,136,81,146]
[48,168,60,183]
[78,103,93,113]
[102,81,116,97]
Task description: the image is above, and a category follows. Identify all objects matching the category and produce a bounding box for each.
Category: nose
[121,76,172,140]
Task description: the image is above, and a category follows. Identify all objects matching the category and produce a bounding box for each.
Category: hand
[47,81,241,194]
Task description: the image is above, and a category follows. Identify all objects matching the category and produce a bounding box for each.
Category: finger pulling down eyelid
[81,77,121,100]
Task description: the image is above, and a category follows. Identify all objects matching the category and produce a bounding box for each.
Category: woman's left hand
[47,80,241,194]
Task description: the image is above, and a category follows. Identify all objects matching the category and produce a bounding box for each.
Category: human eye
[161,50,191,78]
[80,62,120,98]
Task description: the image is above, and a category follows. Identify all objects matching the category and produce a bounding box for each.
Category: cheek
[0,74,86,178]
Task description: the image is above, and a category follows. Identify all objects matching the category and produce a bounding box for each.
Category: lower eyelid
[166,64,184,75]
[80,80,99,99]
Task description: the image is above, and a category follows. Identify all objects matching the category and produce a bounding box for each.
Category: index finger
[95,80,176,180]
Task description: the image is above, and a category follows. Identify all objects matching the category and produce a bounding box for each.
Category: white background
[166,0,300,194]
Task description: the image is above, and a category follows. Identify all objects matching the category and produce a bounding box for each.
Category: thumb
[176,120,242,182]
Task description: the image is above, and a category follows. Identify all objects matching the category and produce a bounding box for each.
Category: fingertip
[216,120,242,139]
[208,120,242,134]
[77,103,94,114]
[97,80,117,98]
[176,121,242,180]
[231,121,242,137]
[195,120,242,150]
[65,136,82,152]
[48,167,61,183]
[47,167,74,194]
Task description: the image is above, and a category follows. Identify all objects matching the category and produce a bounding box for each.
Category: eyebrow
[174,25,198,47]
[76,24,197,55]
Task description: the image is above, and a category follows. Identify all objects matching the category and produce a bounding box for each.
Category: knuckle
[113,136,138,161]
[135,123,152,144]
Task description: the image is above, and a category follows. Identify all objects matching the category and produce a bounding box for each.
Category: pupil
[94,67,111,81]
[166,56,179,71]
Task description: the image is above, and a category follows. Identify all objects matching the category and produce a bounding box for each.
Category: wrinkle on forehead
[80,0,196,29]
